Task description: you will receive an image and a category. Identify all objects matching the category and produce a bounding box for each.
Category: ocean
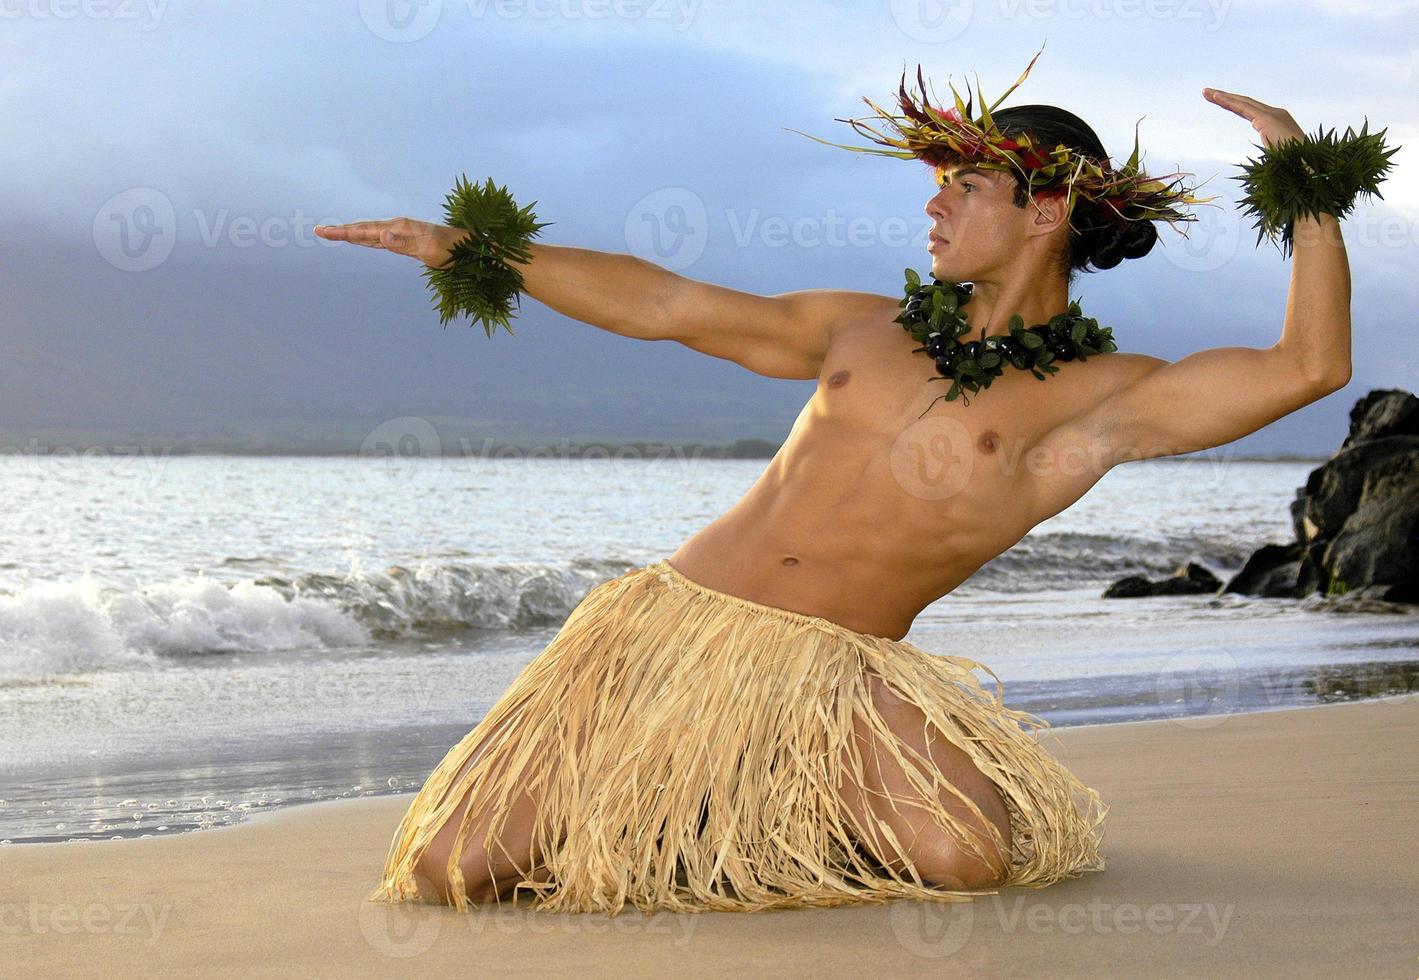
[1,452,1415,845]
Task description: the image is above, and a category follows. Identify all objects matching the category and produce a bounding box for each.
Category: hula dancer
[314,44,1397,916]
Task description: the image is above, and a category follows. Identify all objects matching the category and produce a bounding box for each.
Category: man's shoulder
[1042,351,1174,439]
[1030,350,1171,446]
[812,291,903,348]
[1091,350,1171,394]
[809,290,901,328]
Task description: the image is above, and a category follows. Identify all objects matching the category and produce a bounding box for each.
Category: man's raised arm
[1059,208,1352,465]
[1032,89,1357,468]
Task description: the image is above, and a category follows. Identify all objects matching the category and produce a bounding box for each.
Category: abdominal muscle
[668,458,1027,640]
[667,380,1042,640]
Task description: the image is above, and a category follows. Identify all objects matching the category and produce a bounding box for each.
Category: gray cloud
[1,1,1413,455]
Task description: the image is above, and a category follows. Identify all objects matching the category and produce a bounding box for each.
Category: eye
[961,180,977,192]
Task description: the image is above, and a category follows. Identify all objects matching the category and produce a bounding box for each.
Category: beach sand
[5,696,1417,979]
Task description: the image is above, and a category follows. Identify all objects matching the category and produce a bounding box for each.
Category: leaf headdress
[785,42,1217,237]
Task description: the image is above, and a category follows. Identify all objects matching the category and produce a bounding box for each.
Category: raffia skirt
[366,558,1109,916]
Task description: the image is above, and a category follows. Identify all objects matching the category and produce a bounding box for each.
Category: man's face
[924,162,1030,281]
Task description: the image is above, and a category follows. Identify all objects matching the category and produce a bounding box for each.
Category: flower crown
[786,44,1218,234]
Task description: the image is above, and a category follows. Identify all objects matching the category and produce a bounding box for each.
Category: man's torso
[668,295,1156,639]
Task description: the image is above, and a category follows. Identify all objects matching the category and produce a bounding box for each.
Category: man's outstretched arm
[502,242,890,381]
[314,219,889,381]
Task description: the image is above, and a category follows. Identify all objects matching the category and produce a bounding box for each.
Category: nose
[925,187,949,222]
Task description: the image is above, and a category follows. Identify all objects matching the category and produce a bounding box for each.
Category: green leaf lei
[1234,120,1400,259]
[895,268,1119,411]
[422,174,553,337]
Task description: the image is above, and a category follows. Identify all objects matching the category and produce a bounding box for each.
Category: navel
[827,369,851,389]
[977,429,999,453]
[781,556,800,566]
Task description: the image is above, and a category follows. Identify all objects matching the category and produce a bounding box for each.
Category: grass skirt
[366,558,1109,915]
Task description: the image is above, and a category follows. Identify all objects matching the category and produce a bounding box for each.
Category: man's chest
[810,322,1051,459]
[799,317,1143,523]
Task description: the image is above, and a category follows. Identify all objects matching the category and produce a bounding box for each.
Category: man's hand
[313,217,468,269]
[1202,88,1307,150]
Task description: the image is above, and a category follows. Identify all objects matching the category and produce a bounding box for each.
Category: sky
[1,0,1416,455]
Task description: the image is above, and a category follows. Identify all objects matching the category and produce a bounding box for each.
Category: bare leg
[411,704,558,905]
[836,666,1013,890]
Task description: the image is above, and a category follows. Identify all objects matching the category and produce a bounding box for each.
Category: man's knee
[413,840,506,905]
[914,836,1009,891]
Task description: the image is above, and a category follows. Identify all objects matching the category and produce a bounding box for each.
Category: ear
[1024,188,1071,240]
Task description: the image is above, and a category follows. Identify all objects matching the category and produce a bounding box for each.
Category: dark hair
[979,105,1158,282]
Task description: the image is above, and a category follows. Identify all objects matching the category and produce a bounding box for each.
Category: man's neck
[956,277,1072,335]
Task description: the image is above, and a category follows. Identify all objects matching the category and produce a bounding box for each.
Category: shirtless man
[316,89,1352,902]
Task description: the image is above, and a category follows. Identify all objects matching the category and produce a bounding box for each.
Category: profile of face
[924,162,1064,282]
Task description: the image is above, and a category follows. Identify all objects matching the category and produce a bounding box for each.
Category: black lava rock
[1103,561,1222,598]
[1224,388,1419,604]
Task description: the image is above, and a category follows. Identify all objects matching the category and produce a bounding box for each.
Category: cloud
[1,0,1413,454]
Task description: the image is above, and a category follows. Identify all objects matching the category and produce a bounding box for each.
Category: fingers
[1203,87,1251,119]
[1202,87,1277,119]
[313,220,394,246]
[314,217,433,258]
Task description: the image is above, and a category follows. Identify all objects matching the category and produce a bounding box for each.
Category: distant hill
[0,232,1351,459]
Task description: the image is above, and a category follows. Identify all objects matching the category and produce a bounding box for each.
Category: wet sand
[5,696,1417,978]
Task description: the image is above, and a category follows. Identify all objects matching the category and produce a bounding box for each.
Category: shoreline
[7,695,1417,976]
[4,686,1415,848]
[0,436,1329,463]
[173,689,1419,838]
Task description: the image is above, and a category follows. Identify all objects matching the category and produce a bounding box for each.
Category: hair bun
[1086,214,1158,271]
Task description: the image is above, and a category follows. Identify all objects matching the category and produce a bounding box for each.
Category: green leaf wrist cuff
[422,174,553,337]
[1234,120,1400,259]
